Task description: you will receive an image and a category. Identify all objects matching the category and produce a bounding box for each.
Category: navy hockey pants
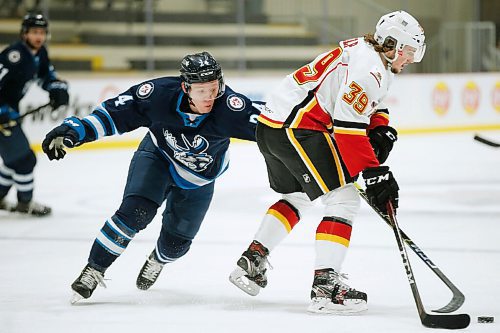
[0,124,37,203]
[88,134,214,271]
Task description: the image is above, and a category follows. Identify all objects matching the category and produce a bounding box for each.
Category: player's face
[390,45,417,74]
[187,80,220,114]
[23,27,47,51]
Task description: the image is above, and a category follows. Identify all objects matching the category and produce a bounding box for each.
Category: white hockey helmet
[374,10,426,63]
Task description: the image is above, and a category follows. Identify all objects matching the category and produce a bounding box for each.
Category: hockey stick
[355,183,465,313]
[17,102,52,121]
[0,103,51,136]
[385,201,470,329]
[473,134,500,148]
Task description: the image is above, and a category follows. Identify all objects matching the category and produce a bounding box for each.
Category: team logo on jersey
[136,82,154,99]
[227,94,245,111]
[163,129,213,172]
[8,50,20,63]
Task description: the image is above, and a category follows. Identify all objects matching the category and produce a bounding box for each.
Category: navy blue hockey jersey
[68,77,262,189]
[0,41,58,111]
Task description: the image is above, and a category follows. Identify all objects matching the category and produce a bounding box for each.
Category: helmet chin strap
[382,49,400,71]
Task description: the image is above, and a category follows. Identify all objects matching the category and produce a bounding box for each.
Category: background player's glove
[368,126,398,164]
[0,105,19,136]
[47,80,69,109]
[42,123,79,160]
[362,166,399,214]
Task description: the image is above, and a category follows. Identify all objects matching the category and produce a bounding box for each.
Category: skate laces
[316,270,353,290]
[142,256,164,281]
[245,241,272,275]
[246,250,272,276]
[81,266,107,289]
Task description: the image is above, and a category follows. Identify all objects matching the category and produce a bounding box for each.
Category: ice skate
[307,268,367,314]
[70,264,106,304]
[0,198,14,212]
[229,240,271,296]
[13,200,52,217]
[136,251,165,290]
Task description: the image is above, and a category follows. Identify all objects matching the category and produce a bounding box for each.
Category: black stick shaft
[385,202,470,329]
[355,183,464,313]
[17,102,51,120]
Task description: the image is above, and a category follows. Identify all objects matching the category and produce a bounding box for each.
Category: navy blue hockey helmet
[21,13,49,34]
[180,51,225,98]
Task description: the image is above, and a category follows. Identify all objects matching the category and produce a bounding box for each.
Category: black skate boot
[71,264,106,304]
[229,240,271,296]
[136,251,165,290]
[0,198,14,212]
[307,268,367,314]
[14,200,51,217]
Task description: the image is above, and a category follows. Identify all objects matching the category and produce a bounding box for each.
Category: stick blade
[432,293,465,313]
[474,134,500,147]
[421,313,470,329]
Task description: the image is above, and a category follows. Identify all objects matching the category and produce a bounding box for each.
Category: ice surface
[1,132,499,333]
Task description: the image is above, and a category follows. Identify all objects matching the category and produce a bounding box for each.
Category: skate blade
[70,292,84,305]
[228,267,260,296]
[307,298,368,315]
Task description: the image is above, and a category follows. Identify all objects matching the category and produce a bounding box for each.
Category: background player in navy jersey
[0,13,69,216]
[42,52,262,303]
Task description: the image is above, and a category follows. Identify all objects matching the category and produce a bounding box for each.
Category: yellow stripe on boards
[30,124,500,153]
[398,124,500,135]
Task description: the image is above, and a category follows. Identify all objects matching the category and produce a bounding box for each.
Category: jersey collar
[175,91,209,128]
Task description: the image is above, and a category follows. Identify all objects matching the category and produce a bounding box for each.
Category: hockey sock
[314,216,352,271]
[88,215,137,271]
[254,200,300,251]
[0,163,13,197]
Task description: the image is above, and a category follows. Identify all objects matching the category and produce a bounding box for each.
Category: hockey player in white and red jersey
[229,11,425,314]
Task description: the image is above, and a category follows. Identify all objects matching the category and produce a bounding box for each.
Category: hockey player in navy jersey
[0,13,69,216]
[42,51,262,303]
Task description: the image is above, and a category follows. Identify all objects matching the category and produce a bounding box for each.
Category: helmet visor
[413,43,426,63]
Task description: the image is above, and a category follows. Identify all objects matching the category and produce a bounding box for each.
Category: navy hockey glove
[0,105,19,136]
[42,118,84,160]
[47,80,69,109]
[368,126,398,164]
[362,166,399,214]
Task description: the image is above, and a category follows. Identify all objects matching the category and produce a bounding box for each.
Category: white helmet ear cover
[374,10,426,63]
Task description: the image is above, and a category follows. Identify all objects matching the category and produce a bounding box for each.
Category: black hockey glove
[362,166,399,214]
[48,80,69,109]
[368,126,398,164]
[42,123,80,160]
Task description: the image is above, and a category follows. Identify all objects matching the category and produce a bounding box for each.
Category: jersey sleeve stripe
[82,117,101,140]
[95,104,118,135]
[334,128,366,135]
[85,114,107,139]
[334,119,368,129]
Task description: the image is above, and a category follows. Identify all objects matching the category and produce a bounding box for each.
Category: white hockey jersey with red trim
[258,37,395,177]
